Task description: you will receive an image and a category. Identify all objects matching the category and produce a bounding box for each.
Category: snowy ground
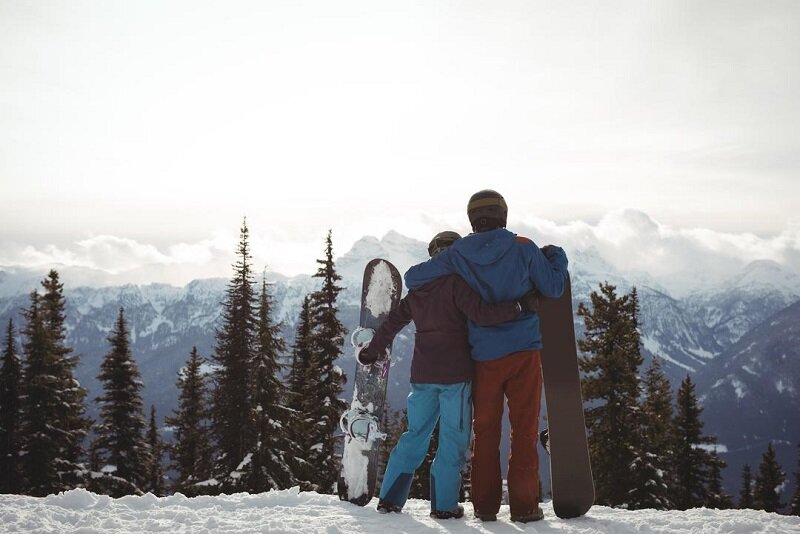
[1,488,798,533]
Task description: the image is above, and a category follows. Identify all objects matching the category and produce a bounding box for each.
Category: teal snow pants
[378,382,472,513]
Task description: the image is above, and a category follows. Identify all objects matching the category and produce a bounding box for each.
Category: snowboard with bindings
[538,273,595,518]
[337,258,402,506]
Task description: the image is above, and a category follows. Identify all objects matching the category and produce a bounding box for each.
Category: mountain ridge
[1,230,798,498]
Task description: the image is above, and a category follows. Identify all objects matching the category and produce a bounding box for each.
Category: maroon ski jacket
[369,275,521,384]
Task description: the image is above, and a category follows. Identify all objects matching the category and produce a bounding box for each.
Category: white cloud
[2,211,799,297]
[0,235,226,287]
[74,236,171,272]
[0,226,324,288]
[516,209,800,295]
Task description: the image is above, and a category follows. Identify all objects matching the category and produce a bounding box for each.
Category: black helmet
[428,231,461,257]
[467,189,508,232]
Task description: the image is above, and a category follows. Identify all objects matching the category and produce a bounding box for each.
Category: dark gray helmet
[428,231,461,257]
[467,189,508,232]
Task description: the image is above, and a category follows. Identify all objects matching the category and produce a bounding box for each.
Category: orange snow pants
[470,349,543,518]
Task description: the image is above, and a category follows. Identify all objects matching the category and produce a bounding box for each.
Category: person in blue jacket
[404,190,568,523]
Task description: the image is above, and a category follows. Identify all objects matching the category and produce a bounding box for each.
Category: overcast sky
[1,1,798,280]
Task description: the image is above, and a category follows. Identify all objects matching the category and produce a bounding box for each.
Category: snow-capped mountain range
[1,230,799,497]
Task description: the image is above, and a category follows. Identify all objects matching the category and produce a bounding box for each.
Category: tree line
[0,220,347,497]
[1,226,799,515]
[577,282,799,515]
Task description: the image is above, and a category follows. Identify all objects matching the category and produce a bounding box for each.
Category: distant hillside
[695,299,800,498]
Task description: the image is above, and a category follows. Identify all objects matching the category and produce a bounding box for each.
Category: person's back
[405,227,568,360]
[402,190,568,523]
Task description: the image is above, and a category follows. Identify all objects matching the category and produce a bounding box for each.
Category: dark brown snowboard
[538,274,595,518]
[337,258,402,505]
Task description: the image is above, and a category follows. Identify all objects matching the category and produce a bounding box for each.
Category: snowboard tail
[337,258,402,505]
[538,275,595,519]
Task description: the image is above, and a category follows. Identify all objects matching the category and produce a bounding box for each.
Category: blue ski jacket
[404,228,568,361]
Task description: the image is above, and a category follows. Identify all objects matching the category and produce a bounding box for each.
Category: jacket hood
[451,228,516,266]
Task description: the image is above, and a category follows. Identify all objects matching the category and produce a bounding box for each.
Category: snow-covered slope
[1,489,797,533]
[637,286,722,374]
[685,260,800,351]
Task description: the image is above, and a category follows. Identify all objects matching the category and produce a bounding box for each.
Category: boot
[511,508,544,523]
[429,504,464,519]
[377,499,402,514]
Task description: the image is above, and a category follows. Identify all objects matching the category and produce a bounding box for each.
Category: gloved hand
[357,343,379,366]
[540,244,568,271]
[518,289,540,312]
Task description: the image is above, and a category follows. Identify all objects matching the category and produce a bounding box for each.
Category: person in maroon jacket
[357,231,538,519]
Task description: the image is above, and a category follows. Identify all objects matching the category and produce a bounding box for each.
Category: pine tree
[20,272,90,495]
[789,443,800,516]
[210,219,258,491]
[0,319,24,493]
[240,275,296,492]
[165,346,212,495]
[790,442,800,516]
[285,295,315,489]
[739,464,754,509]
[21,291,62,495]
[754,442,786,513]
[146,405,164,495]
[304,230,348,493]
[578,283,643,507]
[628,356,674,510]
[90,307,149,496]
[286,296,313,415]
[672,375,720,510]
[40,270,90,489]
[706,447,732,509]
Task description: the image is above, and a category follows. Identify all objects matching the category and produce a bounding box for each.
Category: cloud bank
[516,210,800,295]
[1,210,798,296]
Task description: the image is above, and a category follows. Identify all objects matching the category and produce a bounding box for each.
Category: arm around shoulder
[404,249,456,290]
[452,276,521,327]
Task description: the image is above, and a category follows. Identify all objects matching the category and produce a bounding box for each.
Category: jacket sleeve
[451,276,521,327]
[404,248,456,290]
[527,243,569,298]
[368,296,413,354]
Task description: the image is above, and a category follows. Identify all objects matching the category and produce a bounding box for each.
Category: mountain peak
[336,231,428,283]
[728,260,800,295]
[382,229,410,243]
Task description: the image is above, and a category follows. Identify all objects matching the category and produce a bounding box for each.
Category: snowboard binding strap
[339,407,386,442]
